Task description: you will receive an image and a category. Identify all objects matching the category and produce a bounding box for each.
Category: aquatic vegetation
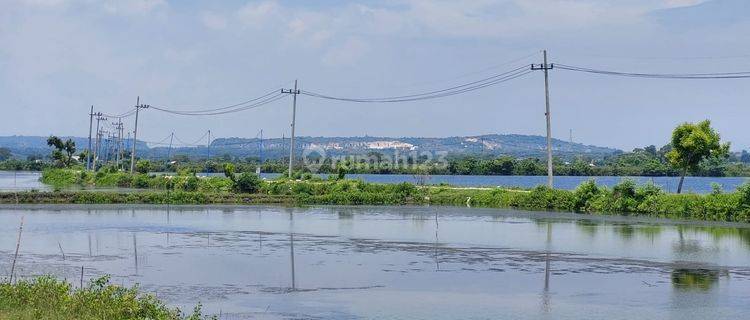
[0,276,214,320]
[26,169,750,222]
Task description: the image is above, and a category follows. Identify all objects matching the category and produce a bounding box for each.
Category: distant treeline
[125,145,750,177]
[5,144,750,177]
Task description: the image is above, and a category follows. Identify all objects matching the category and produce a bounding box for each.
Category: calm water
[258,173,748,194]
[1,204,750,319]
[0,171,48,191]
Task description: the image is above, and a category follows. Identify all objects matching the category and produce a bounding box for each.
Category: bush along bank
[29,169,750,223]
[0,275,214,320]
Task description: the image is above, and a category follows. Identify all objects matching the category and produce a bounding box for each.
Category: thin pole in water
[10,216,24,283]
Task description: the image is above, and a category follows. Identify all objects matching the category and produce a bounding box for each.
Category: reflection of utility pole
[545,223,551,291]
[531,50,554,188]
[542,222,552,313]
[435,210,439,271]
[282,80,300,178]
[289,211,296,290]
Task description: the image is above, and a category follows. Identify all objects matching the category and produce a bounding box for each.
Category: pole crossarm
[530,63,554,71]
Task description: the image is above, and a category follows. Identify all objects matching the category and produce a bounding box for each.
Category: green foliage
[0,275,214,320]
[135,160,151,174]
[41,169,80,188]
[666,120,730,192]
[573,180,602,210]
[31,169,750,223]
[47,136,77,168]
[234,173,261,193]
[223,163,236,182]
[0,147,11,161]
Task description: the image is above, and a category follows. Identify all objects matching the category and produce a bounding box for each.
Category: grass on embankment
[25,169,750,223]
[0,276,213,320]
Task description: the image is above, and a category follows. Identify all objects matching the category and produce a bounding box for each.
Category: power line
[149,92,287,115]
[101,109,137,118]
[556,64,750,79]
[300,65,532,103]
[371,51,541,90]
[173,131,209,146]
[149,89,282,114]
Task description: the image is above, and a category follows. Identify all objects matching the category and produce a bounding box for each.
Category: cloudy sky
[1,0,749,150]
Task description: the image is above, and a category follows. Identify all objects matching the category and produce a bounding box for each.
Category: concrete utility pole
[93,114,107,171]
[167,132,174,162]
[130,97,150,174]
[87,106,94,171]
[207,130,211,161]
[531,50,554,188]
[257,129,263,174]
[281,80,300,178]
[113,119,123,168]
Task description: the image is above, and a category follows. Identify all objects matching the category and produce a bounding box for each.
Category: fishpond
[1,204,750,319]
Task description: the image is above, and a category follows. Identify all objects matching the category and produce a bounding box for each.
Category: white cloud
[201,11,227,30]
[322,37,369,66]
[17,0,67,7]
[663,0,707,8]
[237,1,280,27]
[101,0,167,15]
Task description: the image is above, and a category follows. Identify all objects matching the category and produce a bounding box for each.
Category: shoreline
[3,202,750,228]
[3,183,750,223]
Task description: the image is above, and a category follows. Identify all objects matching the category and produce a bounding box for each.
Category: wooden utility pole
[532,50,554,188]
[282,80,300,178]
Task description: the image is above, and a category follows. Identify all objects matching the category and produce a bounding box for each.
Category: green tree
[666,120,729,193]
[235,172,261,193]
[46,136,76,167]
[223,163,237,182]
[135,159,151,174]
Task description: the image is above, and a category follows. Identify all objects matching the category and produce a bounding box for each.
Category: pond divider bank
[6,170,750,223]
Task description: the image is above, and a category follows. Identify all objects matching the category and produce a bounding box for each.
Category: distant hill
[0,134,620,160]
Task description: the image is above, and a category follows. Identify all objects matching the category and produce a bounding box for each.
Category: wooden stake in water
[9,216,24,283]
[13,171,18,204]
[80,266,84,289]
[58,242,66,261]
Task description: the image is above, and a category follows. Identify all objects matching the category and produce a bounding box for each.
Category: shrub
[235,173,261,193]
[573,179,601,211]
[135,160,151,174]
[132,174,150,188]
[0,275,212,319]
[184,176,200,192]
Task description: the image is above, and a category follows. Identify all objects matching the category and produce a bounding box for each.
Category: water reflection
[289,210,296,290]
[541,222,552,313]
[3,205,750,319]
[671,268,721,291]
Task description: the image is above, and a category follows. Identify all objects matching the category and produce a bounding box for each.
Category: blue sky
[1,0,749,150]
